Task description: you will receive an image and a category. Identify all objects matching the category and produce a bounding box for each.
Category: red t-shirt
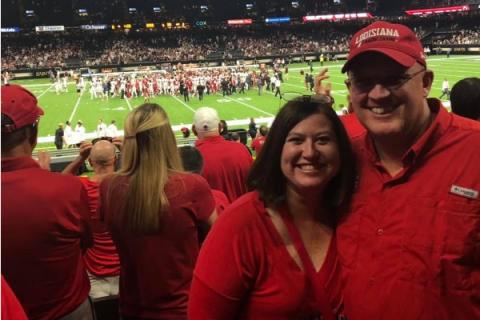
[337,100,480,319]
[99,172,215,319]
[2,276,28,320]
[189,191,345,319]
[1,157,92,320]
[340,113,365,139]
[79,176,120,277]
[196,136,253,202]
[251,136,266,156]
[211,189,230,215]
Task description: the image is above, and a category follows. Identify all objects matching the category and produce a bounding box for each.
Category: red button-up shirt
[338,99,480,320]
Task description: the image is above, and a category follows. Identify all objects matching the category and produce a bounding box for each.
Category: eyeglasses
[345,69,425,93]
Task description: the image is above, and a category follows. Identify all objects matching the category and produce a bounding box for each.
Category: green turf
[11,55,480,150]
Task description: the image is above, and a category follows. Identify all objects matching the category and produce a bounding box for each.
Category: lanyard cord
[278,205,336,320]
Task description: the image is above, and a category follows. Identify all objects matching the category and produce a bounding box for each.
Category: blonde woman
[99,103,217,319]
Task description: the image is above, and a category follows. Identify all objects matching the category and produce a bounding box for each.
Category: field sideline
[11,55,480,149]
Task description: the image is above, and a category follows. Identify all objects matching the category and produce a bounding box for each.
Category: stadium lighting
[265,17,291,24]
[303,12,373,22]
[405,5,470,16]
[227,19,253,25]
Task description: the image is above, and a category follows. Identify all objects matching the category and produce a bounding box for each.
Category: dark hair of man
[247,97,356,223]
[450,77,480,120]
[178,146,203,174]
[1,114,38,153]
[259,125,269,136]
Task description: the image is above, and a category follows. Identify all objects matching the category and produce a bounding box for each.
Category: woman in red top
[189,95,355,319]
[99,103,217,319]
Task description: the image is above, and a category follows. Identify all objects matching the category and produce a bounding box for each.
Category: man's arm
[62,142,92,175]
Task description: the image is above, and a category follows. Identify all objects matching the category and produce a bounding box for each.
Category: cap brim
[341,47,417,73]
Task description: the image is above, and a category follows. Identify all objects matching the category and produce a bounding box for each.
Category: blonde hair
[112,103,183,233]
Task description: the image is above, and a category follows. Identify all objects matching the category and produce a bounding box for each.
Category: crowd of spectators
[431,28,480,45]
[1,27,350,70]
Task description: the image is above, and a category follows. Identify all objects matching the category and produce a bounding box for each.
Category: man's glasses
[345,69,425,93]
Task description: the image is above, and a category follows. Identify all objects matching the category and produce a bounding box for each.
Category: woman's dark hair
[450,77,480,121]
[247,96,356,223]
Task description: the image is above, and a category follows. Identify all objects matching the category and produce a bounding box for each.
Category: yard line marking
[125,97,133,111]
[217,93,275,116]
[172,95,196,113]
[36,83,55,99]
[68,89,86,122]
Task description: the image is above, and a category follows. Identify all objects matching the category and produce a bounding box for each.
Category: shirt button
[377,228,384,236]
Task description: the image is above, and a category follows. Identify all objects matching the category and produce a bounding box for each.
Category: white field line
[68,89,86,123]
[216,93,275,117]
[172,95,196,113]
[125,97,133,111]
[35,83,55,99]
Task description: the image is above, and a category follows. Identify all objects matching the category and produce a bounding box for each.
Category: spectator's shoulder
[215,191,265,228]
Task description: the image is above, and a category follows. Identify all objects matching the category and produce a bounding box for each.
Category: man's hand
[112,137,123,152]
[37,151,51,171]
[314,68,332,96]
[79,142,93,160]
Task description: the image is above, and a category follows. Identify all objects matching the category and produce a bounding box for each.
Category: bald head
[90,140,116,168]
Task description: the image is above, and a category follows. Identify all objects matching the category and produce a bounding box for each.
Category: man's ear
[29,126,39,150]
[192,125,198,136]
[422,70,434,98]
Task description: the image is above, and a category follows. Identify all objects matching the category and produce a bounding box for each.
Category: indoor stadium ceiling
[1,0,474,26]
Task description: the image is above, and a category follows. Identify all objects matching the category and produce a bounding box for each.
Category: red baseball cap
[1,84,44,133]
[342,21,426,73]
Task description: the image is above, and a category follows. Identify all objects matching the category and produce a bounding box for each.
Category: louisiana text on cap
[342,21,426,73]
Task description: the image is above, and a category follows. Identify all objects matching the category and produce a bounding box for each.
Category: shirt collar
[2,156,40,172]
[363,98,450,166]
[195,135,224,147]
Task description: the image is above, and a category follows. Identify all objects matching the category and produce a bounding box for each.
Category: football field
[12,55,480,149]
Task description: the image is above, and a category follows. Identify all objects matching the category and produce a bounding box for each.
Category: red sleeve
[189,198,261,318]
[188,275,241,320]
[187,173,216,222]
[1,276,28,320]
[78,185,94,250]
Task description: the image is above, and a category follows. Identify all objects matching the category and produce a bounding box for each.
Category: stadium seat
[92,295,119,320]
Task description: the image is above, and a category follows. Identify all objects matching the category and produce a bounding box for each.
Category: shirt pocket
[401,196,444,286]
[439,195,480,293]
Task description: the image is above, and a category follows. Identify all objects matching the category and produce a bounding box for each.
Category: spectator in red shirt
[251,124,269,157]
[193,107,253,202]
[63,138,121,299]
[333,21,480,319]
[99,103,217,319]
[1,84,93,320]
[189,95,356,319]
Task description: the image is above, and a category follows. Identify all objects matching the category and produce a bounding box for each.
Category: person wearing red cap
[1,84,94,320]
[327,21,480,319]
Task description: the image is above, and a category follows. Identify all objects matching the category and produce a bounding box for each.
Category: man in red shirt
[193,107,253,202]
[1,84,94,320]
[335,21,480,319]
[251,124,268,157]
[63,139,121,299]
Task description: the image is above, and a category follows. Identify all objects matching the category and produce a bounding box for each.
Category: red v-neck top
[189,191,346,319]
